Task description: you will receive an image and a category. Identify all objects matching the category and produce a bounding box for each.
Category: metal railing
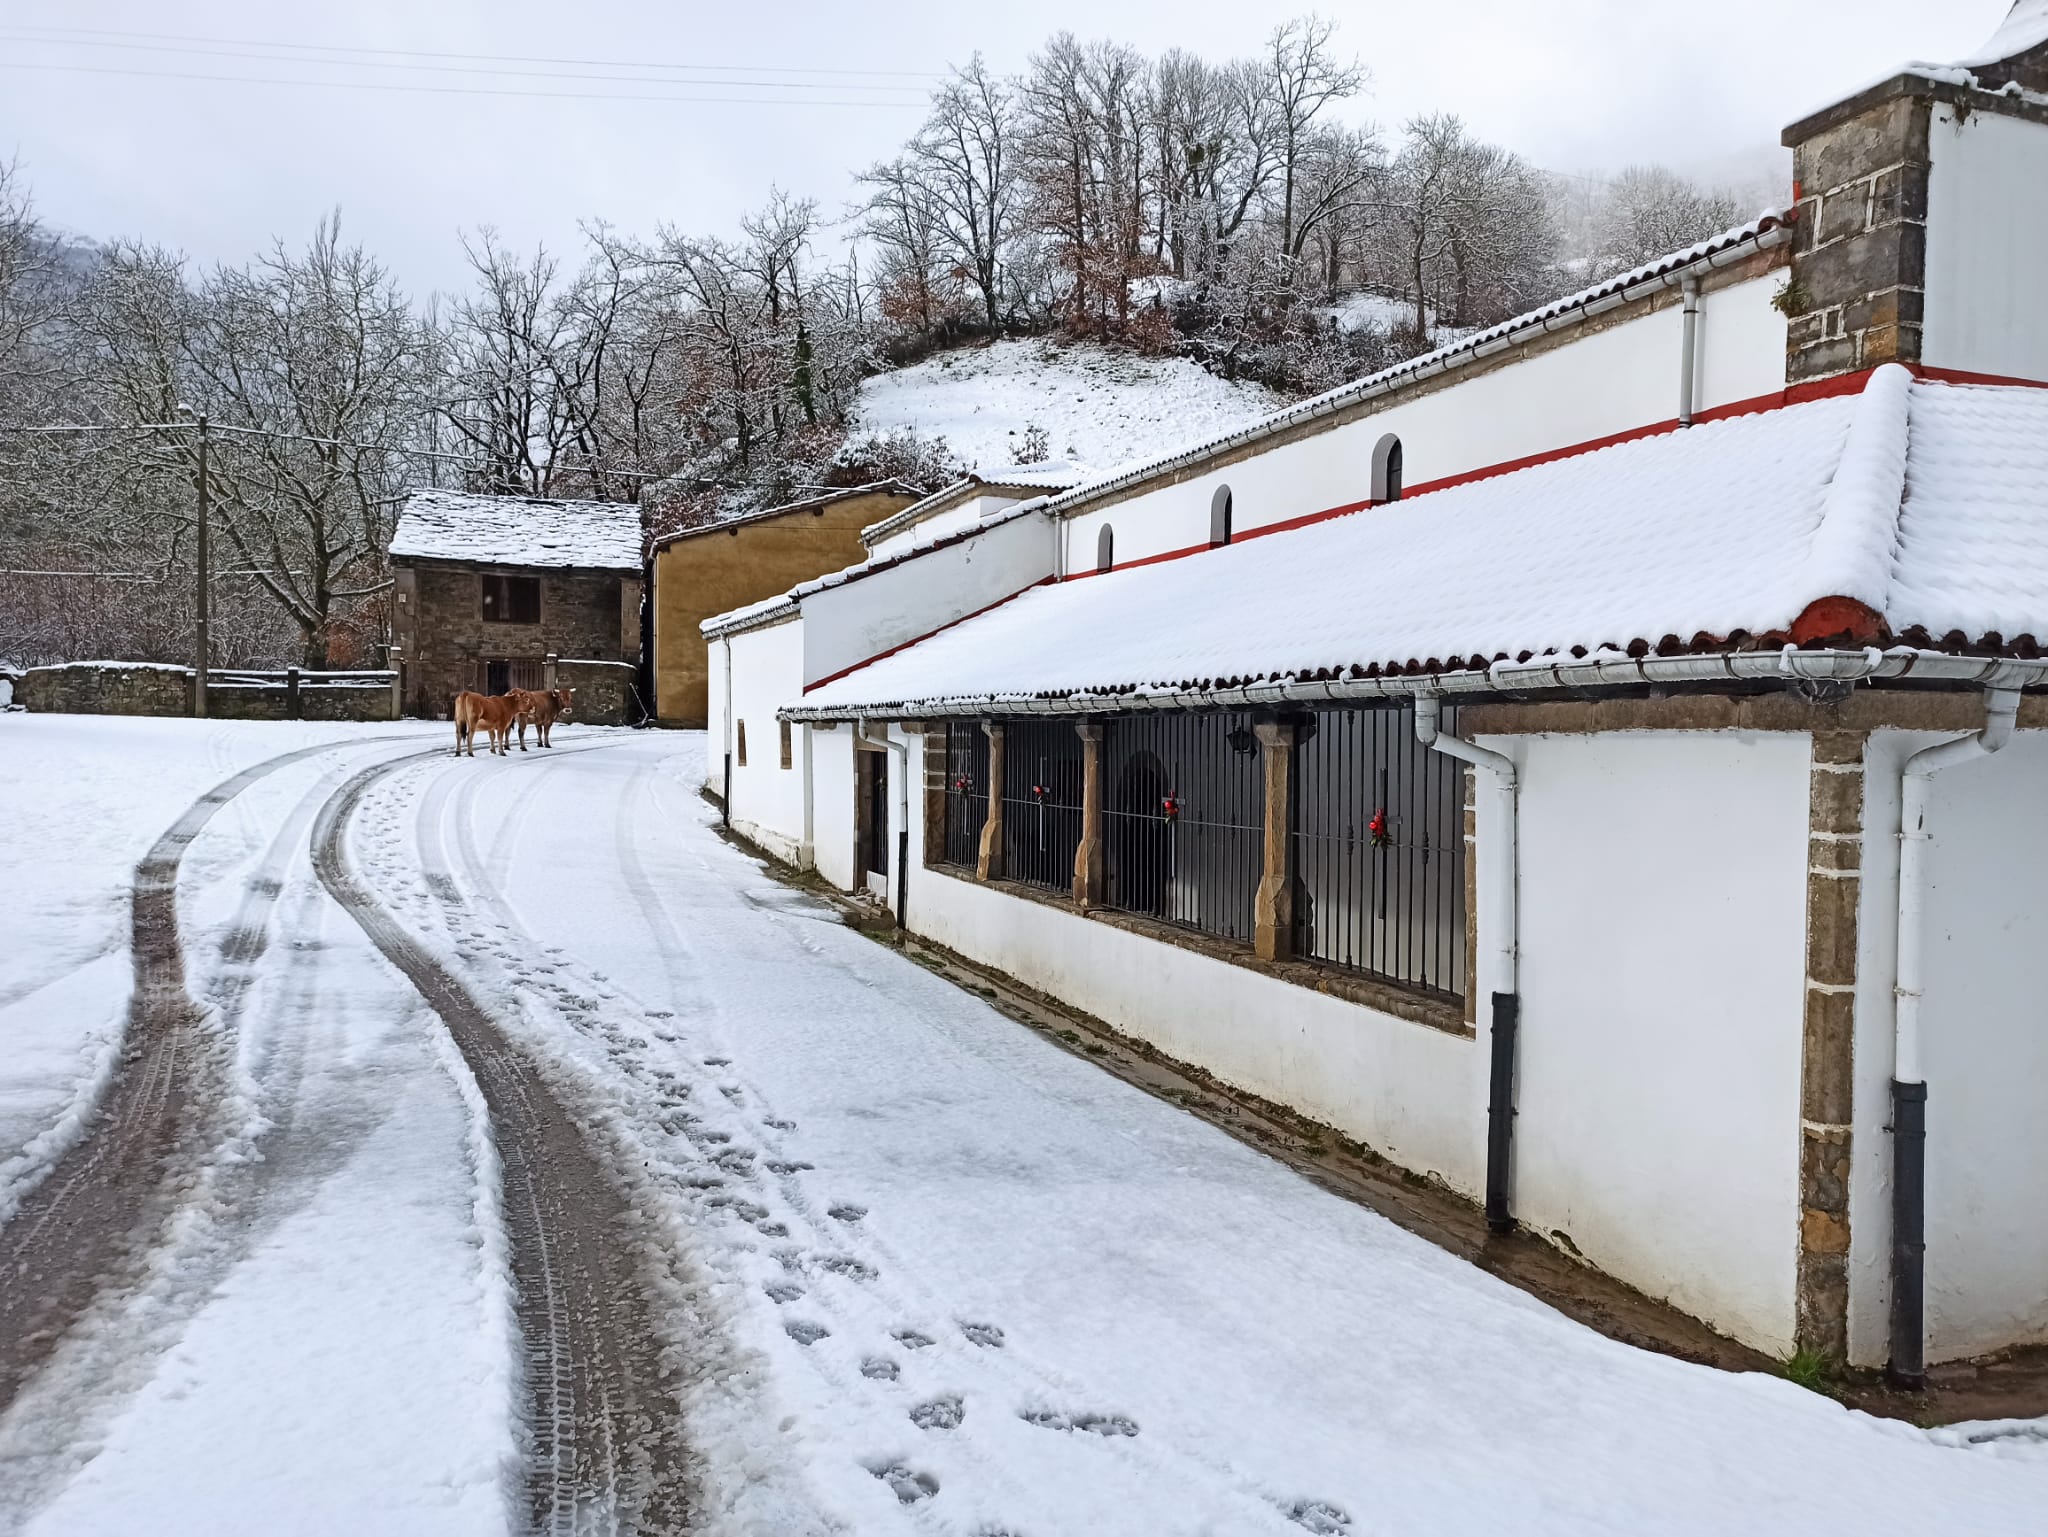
[941,722,989,869]
[999,719,1084,893]
[1102,711,1264,943]
[1291,703,1466,1000]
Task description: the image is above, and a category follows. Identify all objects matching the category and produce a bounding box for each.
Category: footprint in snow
[860,1357,900,1381]
[828,1203,867,1224]
[892,1329,935,1350]
[865,1463,939,1504]
[784,1320,830,1346]
[1285,1500,1351,1533]
[909,1396,964,1431]
[765,1159,813,1174]
[704,1056,730,1066]
[1021,1409,1138,1437]
[765,1117,797,1131]
[720,1085,745,1102]
[757,1219,789,1237]
[819,1255,877,1282]
[764,1280,805,1304]
[960,1322,1005,1349]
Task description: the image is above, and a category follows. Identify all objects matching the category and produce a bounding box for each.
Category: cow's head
[554,688,576,715]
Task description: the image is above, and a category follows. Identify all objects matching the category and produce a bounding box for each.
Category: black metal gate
[1290,703,1465,999]
[863,751,890,879]
[999,719,1084,893]
[941,722,990,869]
[1103,712,1264,942]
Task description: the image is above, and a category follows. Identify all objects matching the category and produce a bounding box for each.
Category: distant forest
[0,15,1768,669]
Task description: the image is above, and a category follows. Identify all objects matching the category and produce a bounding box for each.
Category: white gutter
[781,648,2048,724]
[1885,683,2021,1388]
[1416,693,1522,1233]
[856,718,911,927]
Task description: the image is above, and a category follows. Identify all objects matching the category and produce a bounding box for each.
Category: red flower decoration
[954,775,972,793]
[1369,807,1393,848]
[1160,794,1181,822]
[1030,783,1052,803]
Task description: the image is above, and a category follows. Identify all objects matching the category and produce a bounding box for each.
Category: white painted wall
[703,634,729,796]
[1062,273,1788,572]
[866,491,1035,562]
[1849,729,2048,1366]
[810,723,858,893]
[801,510,1056,687]
[722,618,809,865]
[894,728,1486,1193]
[1507,730,1811,1355]
[1924,106,2048,385]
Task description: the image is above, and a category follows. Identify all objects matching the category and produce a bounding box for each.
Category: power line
[0,60,929,110]
[0,32,931,95]
[0,24,943,80]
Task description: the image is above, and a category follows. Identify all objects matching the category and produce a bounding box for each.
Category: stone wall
[556,658,639,726]
[17,662,397,720]
[18,663,193,716]
[395,560,636,719]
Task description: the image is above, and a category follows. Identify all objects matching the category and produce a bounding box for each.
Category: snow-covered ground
[0,716,514,1535]
[5,717,2047,1535]
[853,339,1285,476]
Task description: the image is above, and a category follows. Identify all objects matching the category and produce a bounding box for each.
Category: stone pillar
[1797,729,1866,1361]
[544,652,559,691]
[285,665,302,721]
[388,645,405,721]
[1072,720,1105,908]
[919,724,948,866]
[977,720,1006,881]
[1252,719,1299,961]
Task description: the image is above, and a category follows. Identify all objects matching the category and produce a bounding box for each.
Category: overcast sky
[0,0,2011,298]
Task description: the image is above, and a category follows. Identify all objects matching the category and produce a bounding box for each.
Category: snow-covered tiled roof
[1795,3,2048,125]
[1961,0,2048,68]
[1038,212,1794,521]
[793,372,2048,716]
[859,463,1091,549]
[390,489,642,570]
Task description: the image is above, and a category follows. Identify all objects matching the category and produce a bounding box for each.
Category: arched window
[1371,433,1404,503]
[1096,524,1115,573]
[1210,484,1233,546]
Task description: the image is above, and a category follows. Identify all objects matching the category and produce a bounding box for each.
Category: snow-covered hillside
[852,340,1286,476]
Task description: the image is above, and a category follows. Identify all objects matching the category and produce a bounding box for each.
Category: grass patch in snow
[1782,1347,1837,1397]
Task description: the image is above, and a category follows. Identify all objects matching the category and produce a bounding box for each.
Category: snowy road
[3,718,2047,1534]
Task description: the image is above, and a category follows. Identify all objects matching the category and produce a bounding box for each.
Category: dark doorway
[481,656,545,695]
[1110,750,1171,917]
[864,751,890,879]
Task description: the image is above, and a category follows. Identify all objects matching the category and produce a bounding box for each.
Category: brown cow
[452,690,520,757]
[510,687,575,751]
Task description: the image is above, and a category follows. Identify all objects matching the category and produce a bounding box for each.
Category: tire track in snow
[313,749,689,1537]
[0,738,381,1415]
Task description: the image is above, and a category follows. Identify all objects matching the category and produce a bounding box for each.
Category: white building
[700,7,2048,1382]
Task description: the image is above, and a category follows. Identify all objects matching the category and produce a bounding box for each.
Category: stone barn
[389,489,644,724]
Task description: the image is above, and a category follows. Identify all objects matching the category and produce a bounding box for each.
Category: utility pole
[182,408,211,717]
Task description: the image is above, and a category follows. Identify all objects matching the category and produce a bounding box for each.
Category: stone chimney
[1779,2,2048,385]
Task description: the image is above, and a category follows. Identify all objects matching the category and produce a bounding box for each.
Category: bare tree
[1587,165,1742,277]
[1265,16,1366,273]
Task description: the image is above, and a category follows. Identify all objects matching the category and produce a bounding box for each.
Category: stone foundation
[18,663,193,716]
[555,659,639,726]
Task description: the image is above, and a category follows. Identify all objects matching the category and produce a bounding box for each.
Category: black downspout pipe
[896,827,909,930]
[723,751,732,828]
[1486,990,1519,1233]
[1888,1078,1928,1388]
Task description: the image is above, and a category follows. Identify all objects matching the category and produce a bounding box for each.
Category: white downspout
[1886,684,2020,1387]
[798,722,816,870]
[1416,693,1520,1232]
[857,719,910,928]
[721,636,735,828]
[1678,275,1701,427]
